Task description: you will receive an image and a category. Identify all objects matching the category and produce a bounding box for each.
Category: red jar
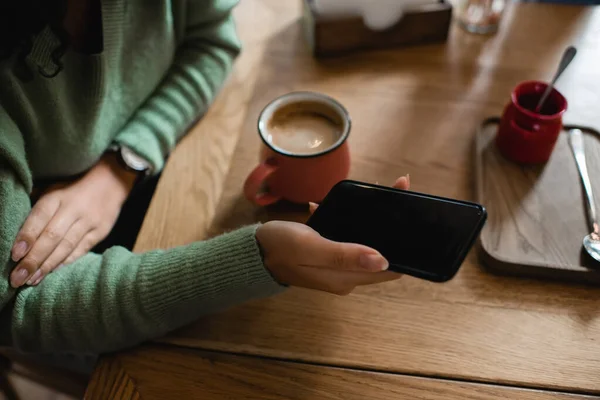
[496,81,567,164]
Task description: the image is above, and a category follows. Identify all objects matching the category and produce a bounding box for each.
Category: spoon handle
[535,46,577,112]
[569,129,599,233]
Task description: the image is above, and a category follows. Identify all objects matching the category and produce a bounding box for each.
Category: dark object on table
[307,180,487,283]
[302,0,452,57]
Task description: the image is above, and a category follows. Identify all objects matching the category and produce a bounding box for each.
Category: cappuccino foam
[265,101,344,155]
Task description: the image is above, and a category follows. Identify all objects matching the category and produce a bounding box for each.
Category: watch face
[121,146,151,172]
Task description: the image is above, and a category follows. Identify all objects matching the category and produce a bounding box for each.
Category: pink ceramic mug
[244,92,351,205]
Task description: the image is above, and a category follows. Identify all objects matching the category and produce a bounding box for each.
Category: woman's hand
[256,175,409,295]
[10,154,138,287]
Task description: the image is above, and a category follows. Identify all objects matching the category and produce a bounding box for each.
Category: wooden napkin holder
[302,0,453,57]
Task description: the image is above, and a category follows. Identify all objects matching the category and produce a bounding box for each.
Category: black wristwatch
[108,144,153,176]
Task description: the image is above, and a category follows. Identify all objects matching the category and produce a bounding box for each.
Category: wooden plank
[87,346,599,400]
[84,357,139,400]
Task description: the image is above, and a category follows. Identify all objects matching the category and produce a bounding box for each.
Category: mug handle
[244,160,282,206]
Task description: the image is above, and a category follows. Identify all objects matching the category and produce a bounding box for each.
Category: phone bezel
[307,180,488,282]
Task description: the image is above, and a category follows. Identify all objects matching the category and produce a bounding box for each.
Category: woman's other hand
[257,175,409,295]
[10,154,138,287]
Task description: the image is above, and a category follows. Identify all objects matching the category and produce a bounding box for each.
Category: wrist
[255,224,270,268]
[95,153,138,198]
[255,223,284,285]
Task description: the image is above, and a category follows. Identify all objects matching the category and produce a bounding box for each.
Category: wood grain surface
[85,346,599,400]
[154,1,600,395]
[476,118,600,283]
[90,0,600,398]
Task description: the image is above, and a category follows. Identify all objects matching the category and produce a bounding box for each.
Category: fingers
[299,267,401,295]
[355,270,401,286]
[257,221,402,297]
[11,195,61,262]
[11,206,79,288]
[309,202,319,214]
[394,174,410,190]
[28,220,91,286]
[336,270,401,292]
[63,230,99,266]
[300,232,389,273]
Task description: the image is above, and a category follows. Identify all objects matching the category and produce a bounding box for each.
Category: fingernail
[11,241,27,262]
[26,270,42,286]
[309,202,318,213]
[33,277,43,286]
[360,254,389,271]
[11,268,29,288]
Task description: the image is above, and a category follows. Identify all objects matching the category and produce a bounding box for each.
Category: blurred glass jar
[455,0,507,34]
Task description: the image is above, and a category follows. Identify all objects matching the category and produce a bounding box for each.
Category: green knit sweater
[0,0,283,353]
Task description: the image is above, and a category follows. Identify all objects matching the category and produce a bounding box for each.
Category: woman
[0,0,408,358]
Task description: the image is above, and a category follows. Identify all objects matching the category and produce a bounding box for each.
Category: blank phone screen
[307,181,486,282]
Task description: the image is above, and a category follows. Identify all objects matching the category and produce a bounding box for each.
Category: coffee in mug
[244,92,351,205]
[264,100,345,155]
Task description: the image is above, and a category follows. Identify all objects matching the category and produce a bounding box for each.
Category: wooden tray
[475,117,600,284]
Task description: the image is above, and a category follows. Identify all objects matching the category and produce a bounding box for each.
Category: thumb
[301,232,389,272]
[394,174,410,190]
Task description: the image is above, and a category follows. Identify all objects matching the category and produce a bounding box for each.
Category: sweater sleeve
[0,108,283,354]
[112,0,241,173]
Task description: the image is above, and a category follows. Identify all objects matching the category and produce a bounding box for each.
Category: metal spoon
[535,46,577,113]
[568,129,600,263]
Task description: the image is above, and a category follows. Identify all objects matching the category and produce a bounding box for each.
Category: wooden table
[86,1,600,398]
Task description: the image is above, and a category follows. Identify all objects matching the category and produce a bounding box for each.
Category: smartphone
[306,180,487,282]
